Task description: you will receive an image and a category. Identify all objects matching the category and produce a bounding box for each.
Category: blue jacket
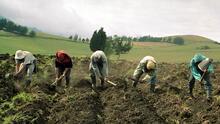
[190,53,213,80]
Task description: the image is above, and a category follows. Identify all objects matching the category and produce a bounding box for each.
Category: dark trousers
[188,72,212,93]
[58,67,71,86]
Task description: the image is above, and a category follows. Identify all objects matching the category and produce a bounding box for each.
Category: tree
[90,27,107,52]
[121,36,128,41]
[90,30,98,51]
[69,35,72,40]
[133,37,138,41]
[86,38,90,42]
[113,38,133,59]
[127,37,132,41]
[173,37,184,45]
[73,34,78,41]
[167,37,172,43]
[5,20,16,32]
[15,25,22,33]
[29,30,36,37]
[19,26,28,35]
[97,27,107,50]
[0,18,29,36]
[78,37,81,41]
[82,38,85,43]
[0,18,7,30]
[104,36,114,56]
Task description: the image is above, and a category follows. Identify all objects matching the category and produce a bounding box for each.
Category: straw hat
[146,60,156,70]
[198,58,213,72]
[15,50,25,59]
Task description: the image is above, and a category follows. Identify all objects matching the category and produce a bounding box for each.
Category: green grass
[1,30,220,63]
[12,92,35,103]
[117,40,220,62]
[0,31,91,57]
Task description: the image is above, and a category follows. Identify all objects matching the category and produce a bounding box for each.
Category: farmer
[188,53,213,100]
[14,50,36,87]
[89,50,108,90]
[132,56,157,92]
[53,50,72,88]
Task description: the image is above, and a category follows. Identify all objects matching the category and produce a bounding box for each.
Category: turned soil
[0,54,220,124]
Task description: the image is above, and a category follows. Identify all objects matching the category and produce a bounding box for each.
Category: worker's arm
[55,67,59,80]
[63,68,71,76]
[15,63,26,76]
[55,68,64,82]
[56,68,71,82]
[16,63,20,73]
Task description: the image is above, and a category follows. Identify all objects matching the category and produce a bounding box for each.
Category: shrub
[197,46,210,50]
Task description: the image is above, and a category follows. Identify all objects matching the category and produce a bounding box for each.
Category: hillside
[0,30,70,41]
[1,30,220,62]
[0,30,92,57]
[123,37,220,62]
[168,35,214,42]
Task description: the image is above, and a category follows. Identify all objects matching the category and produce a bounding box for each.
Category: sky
[0,0,219,41]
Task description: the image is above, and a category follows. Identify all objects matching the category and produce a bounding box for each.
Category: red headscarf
[56,50,71,63]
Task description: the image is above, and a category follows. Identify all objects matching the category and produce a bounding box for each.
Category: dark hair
[16,58,25,63]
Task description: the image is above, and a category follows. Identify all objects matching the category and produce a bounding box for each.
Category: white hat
[15,50,25,59]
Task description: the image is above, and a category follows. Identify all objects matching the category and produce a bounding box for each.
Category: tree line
[68,34,90,43]
[0,18,36,37]
[112,35,185,45]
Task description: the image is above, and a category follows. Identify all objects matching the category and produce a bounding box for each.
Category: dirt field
[0,54,220,124]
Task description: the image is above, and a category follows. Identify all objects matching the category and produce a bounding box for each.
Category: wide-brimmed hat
[146,60,156,70]
[15,50,25,59]
[198,58,213,72]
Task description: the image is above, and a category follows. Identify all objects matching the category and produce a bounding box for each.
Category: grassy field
[0,31,92,57]
[1,30,220,63]
[119,40,220,63]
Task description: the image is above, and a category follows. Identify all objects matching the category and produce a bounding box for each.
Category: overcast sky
[0,0,219,41]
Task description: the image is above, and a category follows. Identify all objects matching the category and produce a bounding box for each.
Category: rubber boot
[124,79,128,91]
[206,90,212,101]
[132,81,138,88]
[66,79,70,88]
[24,80,31,88]
[150,84,155,93]
[189,88,194,98]
[101,78,105,89]
[91,76,96,89]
